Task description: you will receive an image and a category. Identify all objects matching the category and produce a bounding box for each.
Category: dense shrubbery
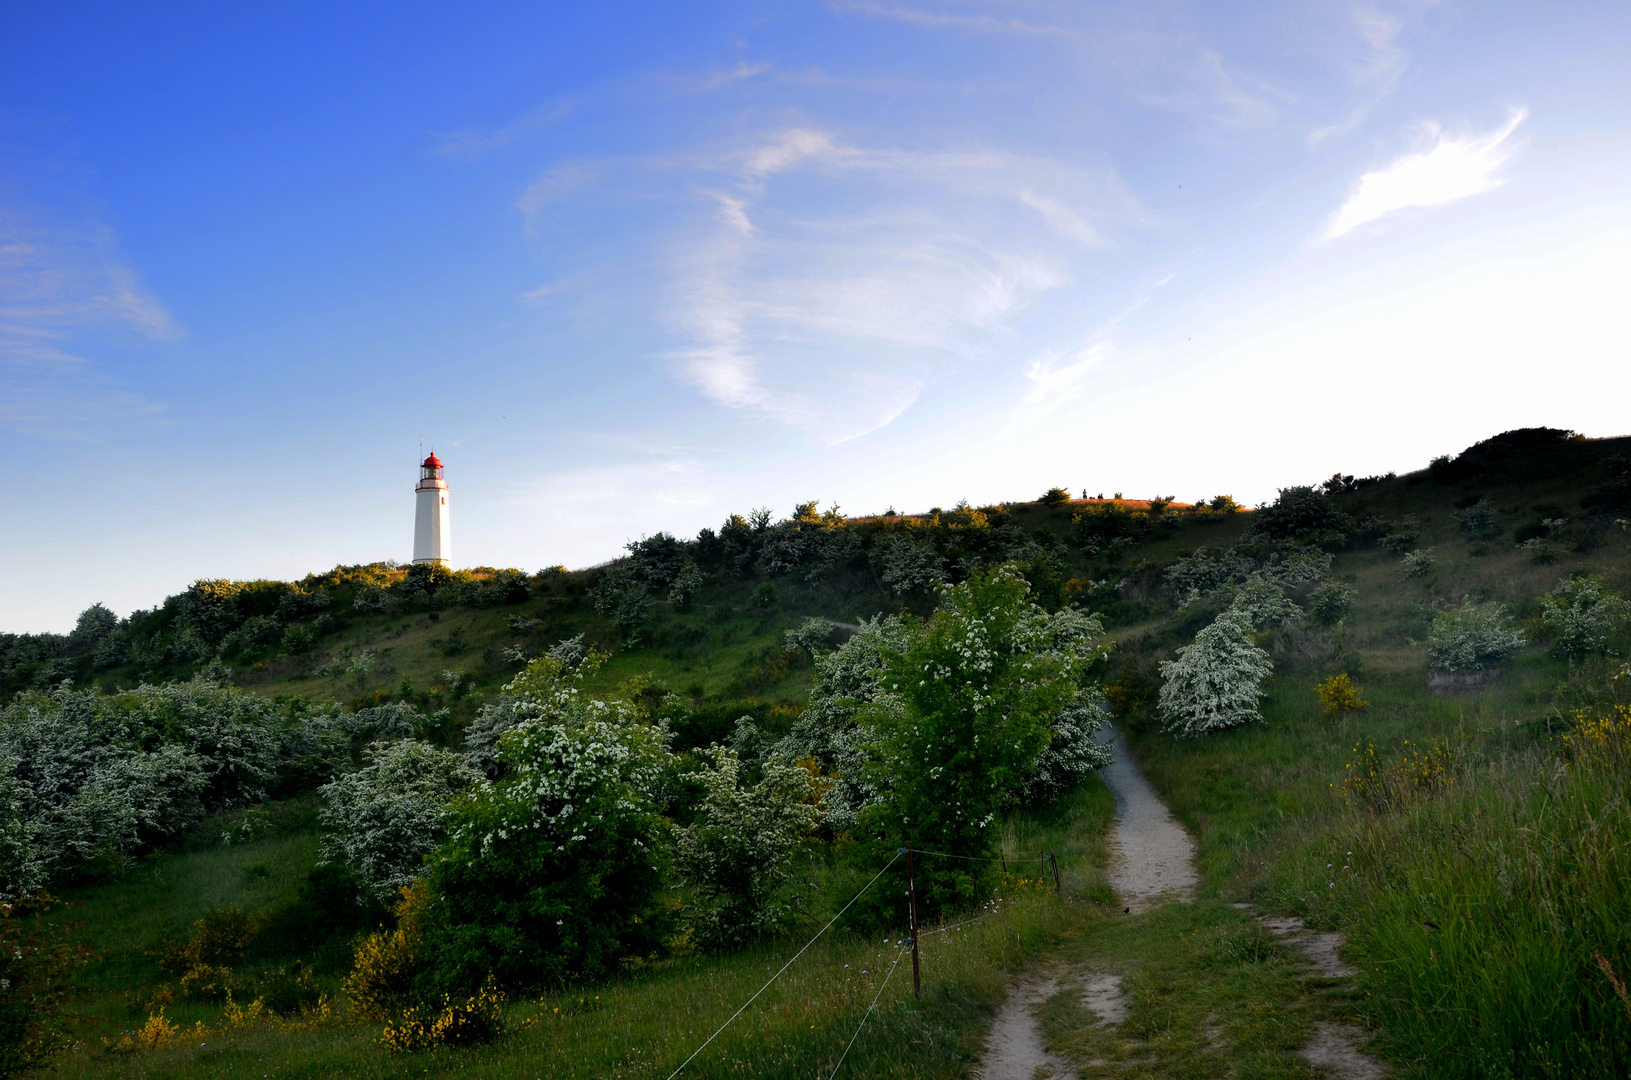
[318,741,481,901]
[0,564,541,699]
[1538,575,1629,659]
[674,747,822,947]
[1423,600,1525,672]
[423,707,673,993]
[1247,486,1353,545]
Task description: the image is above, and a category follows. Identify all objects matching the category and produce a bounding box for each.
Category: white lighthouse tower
[413,452,451,565]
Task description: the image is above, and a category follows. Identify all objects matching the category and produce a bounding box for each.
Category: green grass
[1040,902,1341,1080]
[40,782,1119,1078]
[1102,445,1631,1078]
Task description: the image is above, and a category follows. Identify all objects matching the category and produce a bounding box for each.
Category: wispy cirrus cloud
[833,0,1074,37]
[1023,343,1106,405]
[645,126,1142,442]
[0,208,176,436]
[839,1,1286,130]
[1328,108,1526,238]
[1309,7,1411,144]
[432,99,576,157]
[682,60,774,92]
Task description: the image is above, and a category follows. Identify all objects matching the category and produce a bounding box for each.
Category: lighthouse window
[441,497,446,505]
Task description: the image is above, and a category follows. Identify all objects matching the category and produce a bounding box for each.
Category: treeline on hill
[0,491,1251,705]
[1,426,1628,1075]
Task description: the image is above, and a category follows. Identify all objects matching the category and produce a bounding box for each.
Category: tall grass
[1267,707,1631,1078]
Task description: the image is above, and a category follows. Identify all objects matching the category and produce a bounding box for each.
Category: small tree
[1039,487,1072,506]
[1424,600,1525,672]
[675,748,821,948]
[1158,607,1273,737]
[861,566,1105,912]
[1457,499,1501,540]
[1539,575,1630,659]
[319,741,481,902]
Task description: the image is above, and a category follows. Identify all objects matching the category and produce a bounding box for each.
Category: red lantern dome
[422,453,443,469]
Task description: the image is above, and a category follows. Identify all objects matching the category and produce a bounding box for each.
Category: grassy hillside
[8,426,1631,1078]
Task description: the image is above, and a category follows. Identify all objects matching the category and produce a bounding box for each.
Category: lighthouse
[413,452,451,565]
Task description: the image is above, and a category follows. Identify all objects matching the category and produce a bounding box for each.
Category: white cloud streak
[1328,109,1527,238]
[685,61,774,92]
[0,210,176,436]
[1309,7,1410,144]
[638,126,1142,442]
[432,100,576,156]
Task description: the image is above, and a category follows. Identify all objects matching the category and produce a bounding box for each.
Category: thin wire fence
[662,851,902,1080]
[826,942,907,1080]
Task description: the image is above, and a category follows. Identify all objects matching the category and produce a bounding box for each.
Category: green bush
[1247,486,1352,544]
[255,960,323,1016]
[674,747,821,947]
[422,710,673,993]
[1539,575,1629,658]
[1456,498,1501,540]
[1400,547,1436,579]
[1423,599,1524,672]
[1307,581,1357,624]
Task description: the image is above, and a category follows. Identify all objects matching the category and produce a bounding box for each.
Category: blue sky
[5,1,1630,631]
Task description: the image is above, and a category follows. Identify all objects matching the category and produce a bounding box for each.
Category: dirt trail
[975,722,1389,1078]
[1093,722,1197,913]
[975,978,1075,1080]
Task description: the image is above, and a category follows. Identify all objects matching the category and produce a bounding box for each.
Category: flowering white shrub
[1401,548,1437,579]
[775,613,916,831]
[1020,699,1111,804]
[591,565,652,637]
[782,617,836,656]
[1163,547,1255,606]
[1262,547,1333,589]
[318,740,481,902]
[1457,499,1501,539]
[347,701,439,742]
[1229,575,1304,627]
[1158,607,1274,737]
[1539,576,1629,658]
[427,710,673,988]
[875,533,946,595]
[463,647,610,776]
[1165,545,1327,608]
[667,560,705,608]
[0,759,43,900]
[1424,599,1525,672]
[1308,582,1357,624]
[0,678,374,887]
[675,747,822,946]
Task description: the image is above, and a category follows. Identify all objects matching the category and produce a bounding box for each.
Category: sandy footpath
[975,722,1387,1078]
